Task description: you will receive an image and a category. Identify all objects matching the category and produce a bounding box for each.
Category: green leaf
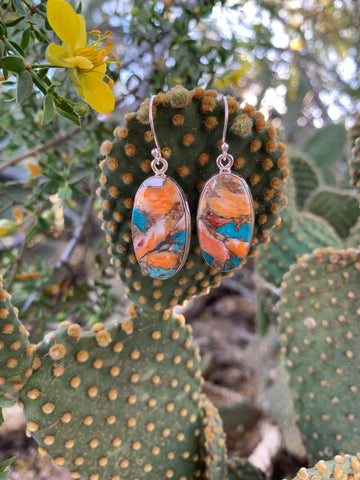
[0,22,6,37]
[174,16,189,36]
[38,68,50,79]
[47,166,64,181]
[0,55,25,73]
[14,0,26,13]
[13,0,26,14]
[16,69,33,105]
[42,94,56,124]
[20,29,30,51]
[5,15,25,27]
[44,17,52,30]
[33,29,47,42]
[38,215,51,231]
[0,456,17,474]
[8,40,25,56]
[54,96,81,126]
[76,2,82,13]
[26,224,37,243]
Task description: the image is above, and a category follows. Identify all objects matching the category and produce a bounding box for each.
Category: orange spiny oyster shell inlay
[131,176,190,279]
[197,173,254,271]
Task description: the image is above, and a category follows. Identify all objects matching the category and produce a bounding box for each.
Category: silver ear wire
[221,95,229,148]
[149,95,168,176]
[216,95,234,172]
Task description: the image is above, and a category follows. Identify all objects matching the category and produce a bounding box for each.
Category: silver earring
[197,95,255,272]
[131,96,191,279]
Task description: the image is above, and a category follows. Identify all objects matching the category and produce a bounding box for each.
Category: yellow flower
[45,0,119,113]
[0,219,18,236]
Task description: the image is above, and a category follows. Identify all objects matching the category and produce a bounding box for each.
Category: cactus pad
[198,395,227,478]
[346,217,360,248]
[0,278,33,396]
[257,208,341,287]
[98,86,288,310]
[289,152,321,209]
[277,247,360,460]
[226,458,265,480]
[20,307,207,479]
[349,137,360,199]
[305,187,359,239]
[292,453,360,480]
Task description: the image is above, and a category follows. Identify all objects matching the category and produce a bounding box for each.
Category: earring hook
[221,95,229,148]
[216,95,234,172]
[149,95,168,176]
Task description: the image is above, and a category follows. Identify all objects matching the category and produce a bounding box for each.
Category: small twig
[18,178,97,314]
[55,178,96,270]
[0,126,81,173]
[6,223,33,291]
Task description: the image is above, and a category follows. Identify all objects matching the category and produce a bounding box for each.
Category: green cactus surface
[0,278,33,396]
[346,217,360,248]
[349,137,360,199]
[292,453,360,480]
[255,282,280,335]
[305,187,359,239]
[277,247,360,460]
[198,395,227,478]
[288,152,321,209]
[98,86,288,311]
[18,305,212,479]
[256,206,341,287]
[226,458,265,480]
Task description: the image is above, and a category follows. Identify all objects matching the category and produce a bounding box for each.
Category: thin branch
[55,178,96,270]
[6,221,35,291]
[20,177,97,314]
[0,126,81,173]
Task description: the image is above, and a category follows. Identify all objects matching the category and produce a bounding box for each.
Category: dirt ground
[0,260,306,479]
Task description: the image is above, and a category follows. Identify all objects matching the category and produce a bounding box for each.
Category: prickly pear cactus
[0,276,220,479]
[349,137,360,199]
[20,308,207,479]
[256,171,341,287]
[0,283,33,396]
[227,458,265,480]
[292,453,360,480]
[198,396,227,477]
[0,276,271,479]
[277,247,360,460]
[347,216,360,248]
[98,86,288,311]
[305,187,359,239]
[288,152,321,209]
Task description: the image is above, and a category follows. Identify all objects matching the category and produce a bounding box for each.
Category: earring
[197,96,255,272]
[131,96,191,280]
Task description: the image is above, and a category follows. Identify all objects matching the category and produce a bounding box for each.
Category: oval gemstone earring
[131,96,191,280]
[197,96,255,272]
